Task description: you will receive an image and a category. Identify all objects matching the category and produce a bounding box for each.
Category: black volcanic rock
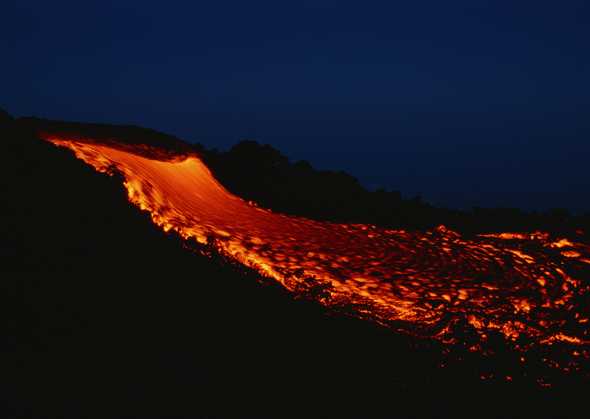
[0,108,13,126]
[1,118,585,418]
[205,139,589,237]
[13,116,590,238]
[17,116,205,160]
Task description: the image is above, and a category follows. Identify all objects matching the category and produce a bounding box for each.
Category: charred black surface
[18,116,590,237]
[1,111,587,418]
[18,117,201,161]
[204,140,589,237]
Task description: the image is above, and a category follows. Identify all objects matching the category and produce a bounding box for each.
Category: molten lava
[45,136,590,382]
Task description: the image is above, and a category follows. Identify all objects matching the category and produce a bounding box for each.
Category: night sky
[3,1,589,211]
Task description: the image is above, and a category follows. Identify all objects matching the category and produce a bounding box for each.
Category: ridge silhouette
[17,115,590,236]
[1,108,587,418]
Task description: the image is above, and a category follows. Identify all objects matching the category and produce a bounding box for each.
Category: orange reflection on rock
[45,136,590,379]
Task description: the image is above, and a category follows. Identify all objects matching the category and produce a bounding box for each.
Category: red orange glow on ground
[45,136,590,380]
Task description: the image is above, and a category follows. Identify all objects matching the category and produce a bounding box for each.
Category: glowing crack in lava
[45,136,590,380]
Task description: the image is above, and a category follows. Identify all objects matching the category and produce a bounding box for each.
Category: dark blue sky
[3,1,589,211]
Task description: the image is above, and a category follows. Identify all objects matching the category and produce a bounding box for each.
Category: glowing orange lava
[45,136,590,379]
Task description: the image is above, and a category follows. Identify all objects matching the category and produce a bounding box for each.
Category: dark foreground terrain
[1,109,588,418]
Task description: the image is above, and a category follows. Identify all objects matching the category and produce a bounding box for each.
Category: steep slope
[1,112,588,418]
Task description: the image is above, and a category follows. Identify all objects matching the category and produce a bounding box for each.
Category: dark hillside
[16,117,590,237]
[1,111,585,418]
[204,140,589,236]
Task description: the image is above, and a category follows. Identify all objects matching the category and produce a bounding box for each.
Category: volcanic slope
[39,130,590,382]
[2,113,589,418]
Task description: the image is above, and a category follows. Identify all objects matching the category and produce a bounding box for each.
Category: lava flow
[45,136,590,381]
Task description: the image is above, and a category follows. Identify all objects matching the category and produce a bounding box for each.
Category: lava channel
[44,136,590,382]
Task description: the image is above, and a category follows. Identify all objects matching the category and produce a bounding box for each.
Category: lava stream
[45,136,590,378]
